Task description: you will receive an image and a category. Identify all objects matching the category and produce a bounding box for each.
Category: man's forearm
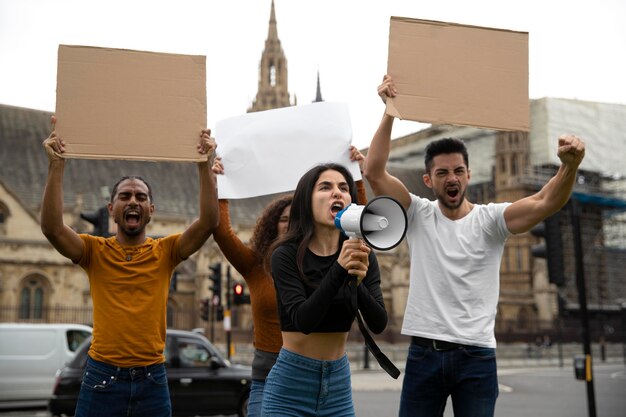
[363,113,395,195]
[41,160,66,237]
[197,161,219,231]
[364,114,393,177]
[538,163,579,214]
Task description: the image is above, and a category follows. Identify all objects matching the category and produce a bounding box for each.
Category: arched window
[0,201,9,235]
[18,275,48,320]
[511,155,518,176]
[269,65,276,87]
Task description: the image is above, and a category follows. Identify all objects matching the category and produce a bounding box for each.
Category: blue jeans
[399,342,498,417]
[261,348,354,417]
[248,378,266,417]
[75,356,171,417]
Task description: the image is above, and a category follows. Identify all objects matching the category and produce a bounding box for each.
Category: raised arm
[40,116,84,262]
[504,134,586,234]
[362,75,411,210]
[210,157,258,274]
[349,145,368,205]
[179,129,220,259]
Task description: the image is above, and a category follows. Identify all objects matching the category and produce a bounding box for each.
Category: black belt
[412,336,463,351]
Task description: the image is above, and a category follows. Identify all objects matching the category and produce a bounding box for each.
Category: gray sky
[1,0,624,149]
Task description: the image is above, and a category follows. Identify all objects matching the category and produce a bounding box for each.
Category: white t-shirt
[402,194,511,348]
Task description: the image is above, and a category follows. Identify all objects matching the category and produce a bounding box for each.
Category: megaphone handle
[344,237,363,285]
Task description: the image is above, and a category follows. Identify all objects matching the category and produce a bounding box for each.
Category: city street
[1,364,624,417]
[351,363,626,417]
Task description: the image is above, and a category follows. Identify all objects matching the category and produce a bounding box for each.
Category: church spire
[313,70,323,103]
[248,0,292,112]
[268,0,278,41]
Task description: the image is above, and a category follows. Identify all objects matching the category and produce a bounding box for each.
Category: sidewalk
[351,364,404,391]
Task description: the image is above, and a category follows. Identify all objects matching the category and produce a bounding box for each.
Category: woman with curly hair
[212,160,290,417]
[212,147,366,417]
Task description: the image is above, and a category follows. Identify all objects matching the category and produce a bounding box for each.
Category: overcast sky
[1,0,624,150]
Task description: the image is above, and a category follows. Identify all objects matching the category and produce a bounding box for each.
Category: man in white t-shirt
[363,75,586,417]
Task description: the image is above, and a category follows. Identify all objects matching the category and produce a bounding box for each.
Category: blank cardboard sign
[387,17,529,132]
[55,45,207,161]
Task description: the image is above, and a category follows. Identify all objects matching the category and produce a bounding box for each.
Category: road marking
[499,383,514,393]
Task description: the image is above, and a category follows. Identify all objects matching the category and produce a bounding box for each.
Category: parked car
[48,329,251,417]
[0,323,92,407]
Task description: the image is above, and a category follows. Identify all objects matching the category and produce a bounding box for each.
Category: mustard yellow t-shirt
[77,234,183,367]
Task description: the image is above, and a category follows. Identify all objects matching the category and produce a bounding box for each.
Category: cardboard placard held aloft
[387,17,529,132]
[55,45,207,162]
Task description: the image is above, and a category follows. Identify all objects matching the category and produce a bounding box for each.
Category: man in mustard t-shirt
[40,116,219,417]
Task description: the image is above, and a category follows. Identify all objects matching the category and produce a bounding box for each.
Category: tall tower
[313,70,323,103]
[248,0,293,112]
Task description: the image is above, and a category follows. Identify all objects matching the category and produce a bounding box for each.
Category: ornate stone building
[248,0,294,112]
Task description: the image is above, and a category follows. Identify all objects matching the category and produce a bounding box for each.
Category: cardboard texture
[387,17,529,132]
[55,45,207,161]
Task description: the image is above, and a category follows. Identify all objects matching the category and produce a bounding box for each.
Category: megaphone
[334,196,407,251]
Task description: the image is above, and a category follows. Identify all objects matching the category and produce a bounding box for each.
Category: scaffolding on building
[518,165,626,340]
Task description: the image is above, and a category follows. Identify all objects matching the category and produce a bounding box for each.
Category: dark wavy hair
[424,137,469,174]
[250,195,293,262]
[267,163,357,279]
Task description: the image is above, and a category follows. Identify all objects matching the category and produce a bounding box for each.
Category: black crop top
[270,242,388,334]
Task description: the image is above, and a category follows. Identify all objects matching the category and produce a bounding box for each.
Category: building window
[270,65,276,86]
[167,302,174,328]
[0,202,9,235]
[516,246,524,271]
[511,155,518,176]
[18,275,47,320]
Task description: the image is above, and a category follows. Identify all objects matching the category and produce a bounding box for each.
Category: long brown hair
[250,195,293,262]
[267,163,357,279]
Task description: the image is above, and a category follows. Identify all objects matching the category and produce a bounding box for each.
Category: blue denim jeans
[248,378,266,417]
[261,348,355,417]
[399,342,498,417]
[75,356,171,417]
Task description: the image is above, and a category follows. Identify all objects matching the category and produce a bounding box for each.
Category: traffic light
[199,298,209,321]
[80,206,110,236]
[209,263,222,305]
[530,213,565,286]
[216,305,224,322]
[233,282,250,305]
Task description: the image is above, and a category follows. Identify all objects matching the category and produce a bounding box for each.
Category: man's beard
[117,214,150,237]
[433,188,466,210]
[119,225,144,236]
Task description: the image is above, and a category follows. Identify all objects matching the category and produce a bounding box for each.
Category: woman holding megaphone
[212,147,368,417]
[262,162,389,417]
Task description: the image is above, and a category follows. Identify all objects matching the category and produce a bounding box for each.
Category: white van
[0,323,92,406]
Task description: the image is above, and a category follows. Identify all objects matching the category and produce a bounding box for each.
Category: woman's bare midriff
[281,331,349,361]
